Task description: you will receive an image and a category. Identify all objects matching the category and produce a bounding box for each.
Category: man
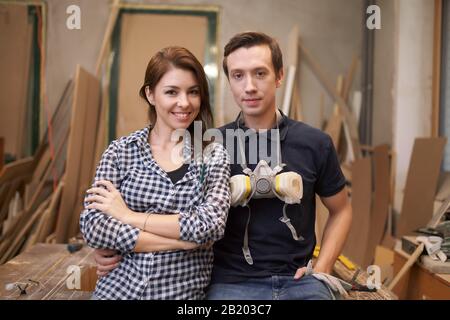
[94,32,352,300]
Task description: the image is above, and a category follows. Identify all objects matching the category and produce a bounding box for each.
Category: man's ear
[276,69,284,88]
[145,86,155,105]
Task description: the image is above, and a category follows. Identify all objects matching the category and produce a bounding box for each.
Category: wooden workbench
[392,246,450,299]
[333,259,396,300]
[0,243,95,300]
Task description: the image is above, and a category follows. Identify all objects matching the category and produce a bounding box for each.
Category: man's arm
[315,187,352,274]
[94,231,199,277]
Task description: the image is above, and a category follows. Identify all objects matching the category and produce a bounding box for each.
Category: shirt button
[170,189,175,195]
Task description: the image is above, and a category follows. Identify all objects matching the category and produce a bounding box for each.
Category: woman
[80,47,231,300]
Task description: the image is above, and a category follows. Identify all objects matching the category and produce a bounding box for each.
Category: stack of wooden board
[0,65,101,263]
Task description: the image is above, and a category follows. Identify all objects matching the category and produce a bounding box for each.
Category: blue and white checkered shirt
[80,126,231,300]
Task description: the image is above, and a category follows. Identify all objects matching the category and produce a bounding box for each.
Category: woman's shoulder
[105,127,150,153]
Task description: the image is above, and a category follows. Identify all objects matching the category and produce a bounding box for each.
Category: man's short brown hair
[223,31,283,79]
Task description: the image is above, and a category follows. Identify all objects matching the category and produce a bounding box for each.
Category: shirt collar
[233,108,289,141]
[126,125,197,163]
[125,125,152,148]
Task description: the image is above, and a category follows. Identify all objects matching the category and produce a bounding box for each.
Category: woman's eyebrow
[162,85,199,89]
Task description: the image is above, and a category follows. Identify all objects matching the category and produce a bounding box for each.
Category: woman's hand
[86,180,131,223]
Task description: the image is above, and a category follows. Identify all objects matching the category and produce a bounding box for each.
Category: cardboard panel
[397,137,446,236]
[343,156,371,267]
[366,144,390,265]
[116,13,207,138]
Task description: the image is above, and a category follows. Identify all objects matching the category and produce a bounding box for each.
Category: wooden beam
[0,197,50,263]
[0,137,4,172]
[95,0,121,76]
[68,68,101,238]
[55,66,100,242]
[0,157,34,185]
[342,54,359,103]
[25,180,64,249]
[283,25,299,117]
[431,0,442,137]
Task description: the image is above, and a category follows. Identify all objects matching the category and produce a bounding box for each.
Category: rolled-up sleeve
[179,143,231,244]
[79,141,139,253]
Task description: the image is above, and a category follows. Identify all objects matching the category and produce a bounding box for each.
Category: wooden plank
[343,157,372,267]
[24,181,64,250]
[431,0,442,137]
[0,243,95,300]
[0,180,21,232]
[325,76,344,150]
[95,0,120,76]
[342,54,359,103]
[325,107,343,150]
[0,197,50,264]
[282,25,299,116]
[286,25,299,67]
[397,137,447,236]
[282,65,296,115]
[0,137,4,172]
[27,80,73,205]
[0,157,35,185]
[36,181,64,243]
[93,52,114,172]
[319,93,325,129]
[366,145,390,266]
[68,68,101,238]
[436,171,450,201]
[55,66,100,242]
[291,48,303,122]
[25,129,68,214]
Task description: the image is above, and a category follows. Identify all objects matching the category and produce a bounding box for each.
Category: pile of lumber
[0,1,119,264]
[0,66,103,263]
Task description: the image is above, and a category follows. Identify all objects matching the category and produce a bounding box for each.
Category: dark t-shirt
[211,111,346,283]
[166,164,189,184]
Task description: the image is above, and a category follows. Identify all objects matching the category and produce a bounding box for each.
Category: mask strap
[275,110,282,167]
[279,203,304,241]
[242,205,254,265]
[237,110,284,169]
[236,112,248,171]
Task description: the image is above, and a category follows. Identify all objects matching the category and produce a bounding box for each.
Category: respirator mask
[230,111,304,265]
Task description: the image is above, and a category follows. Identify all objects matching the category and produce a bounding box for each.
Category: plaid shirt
[80,126,230,300]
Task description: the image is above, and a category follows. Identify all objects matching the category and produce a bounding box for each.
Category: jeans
[206,275,336,300]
